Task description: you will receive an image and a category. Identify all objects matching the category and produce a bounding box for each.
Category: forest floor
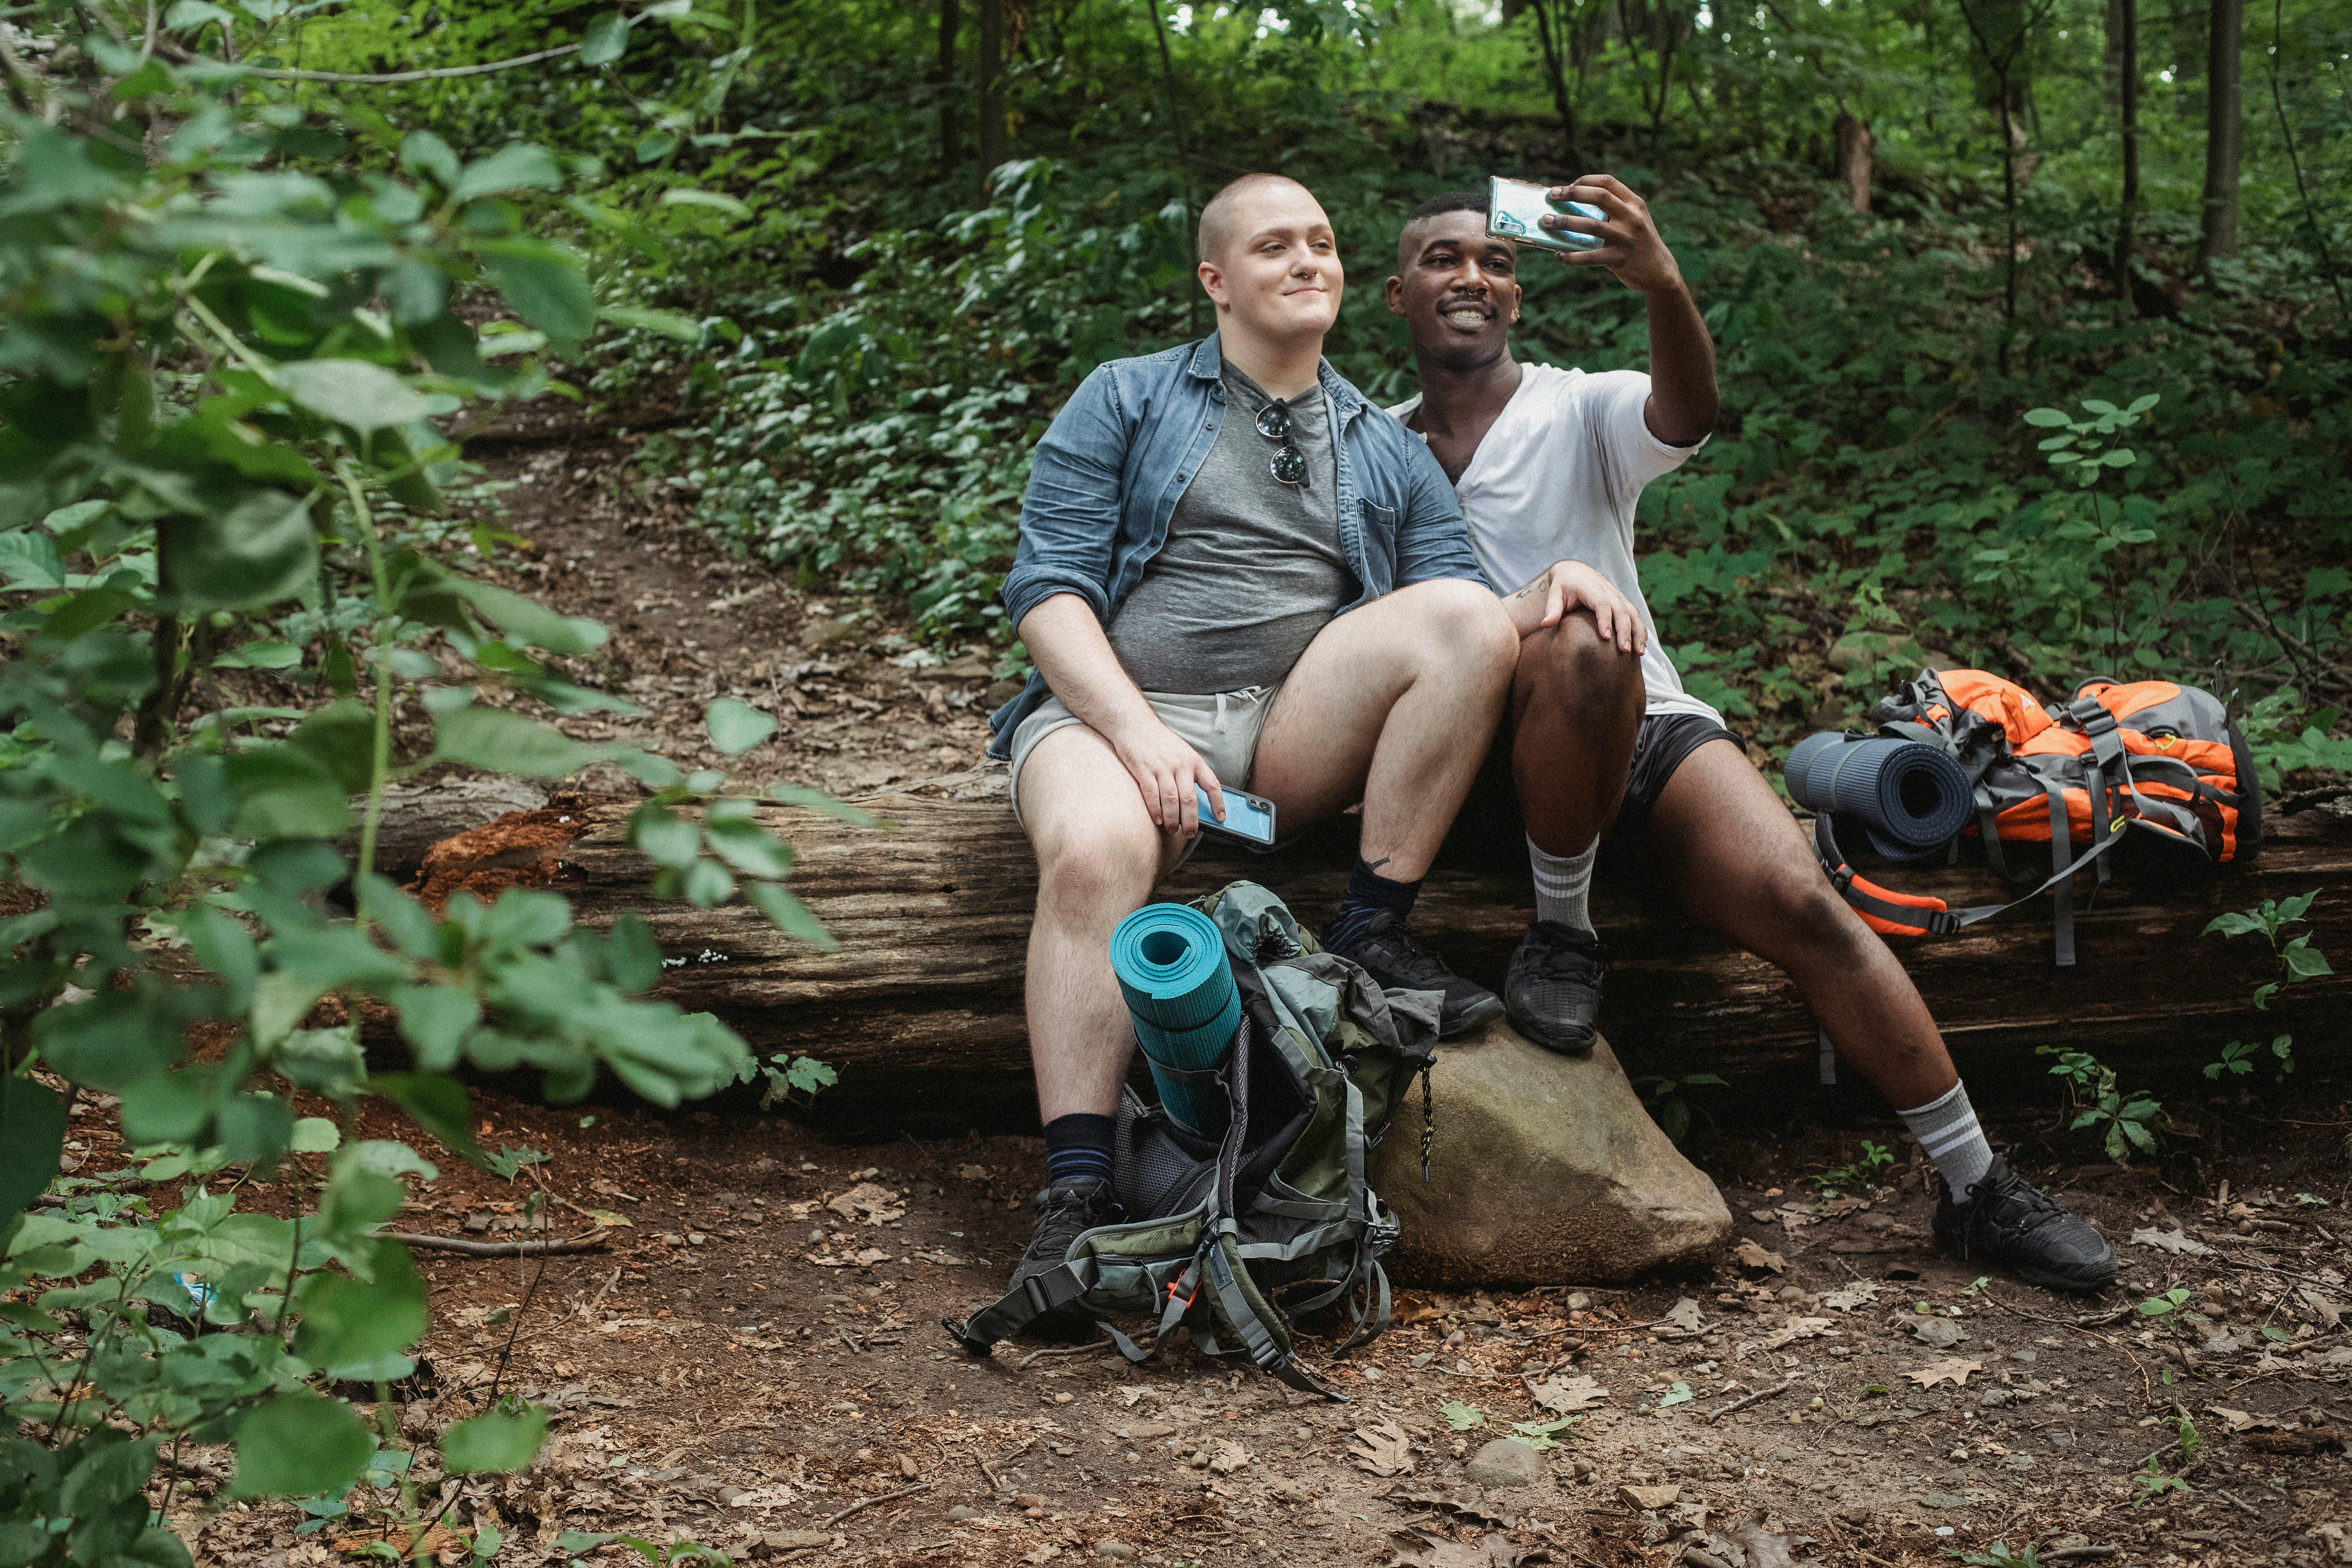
[132,406,2352,1566]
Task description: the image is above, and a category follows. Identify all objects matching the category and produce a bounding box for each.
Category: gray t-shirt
[1106,365,1352,694]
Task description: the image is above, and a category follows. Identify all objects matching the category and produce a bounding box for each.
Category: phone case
[1487,176,1604,253]
[1196,785,1276,846]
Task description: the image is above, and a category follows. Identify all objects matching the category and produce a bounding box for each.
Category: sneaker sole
[1440,993,1507,1039]
[1935,1223,2117,1294]
[1505,1001,1598,1056]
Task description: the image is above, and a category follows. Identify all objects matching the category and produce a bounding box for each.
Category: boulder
[1371,1022,1731,1285]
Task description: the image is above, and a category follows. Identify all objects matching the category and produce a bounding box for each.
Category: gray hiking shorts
[1005,684,1283,832]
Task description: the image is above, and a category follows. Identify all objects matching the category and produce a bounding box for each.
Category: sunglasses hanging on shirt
[1255,400,1309,489]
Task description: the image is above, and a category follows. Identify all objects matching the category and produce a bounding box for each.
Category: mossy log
[414,782,2352,1097]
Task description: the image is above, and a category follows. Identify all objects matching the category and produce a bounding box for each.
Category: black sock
[1325,857,1423,949]
[1042,1112,1116,1187]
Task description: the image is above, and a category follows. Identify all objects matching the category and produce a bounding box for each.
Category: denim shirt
[987,333,1489,757]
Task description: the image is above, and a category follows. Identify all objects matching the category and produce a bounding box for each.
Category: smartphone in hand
[1194,783,1277,847]
[1487,176,1604,254]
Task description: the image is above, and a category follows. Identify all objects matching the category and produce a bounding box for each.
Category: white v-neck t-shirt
[1390,362,1718,725]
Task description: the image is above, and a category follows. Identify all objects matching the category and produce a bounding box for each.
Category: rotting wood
[414,786,2352,1083]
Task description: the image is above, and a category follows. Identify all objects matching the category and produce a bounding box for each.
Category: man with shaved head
[985,174,1612,1324]
[1382,179,2115,1292]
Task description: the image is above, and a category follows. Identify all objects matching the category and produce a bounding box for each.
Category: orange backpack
[1811,670,2262,966]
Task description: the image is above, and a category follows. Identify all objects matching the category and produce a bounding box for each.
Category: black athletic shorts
[1444,709,1741,872]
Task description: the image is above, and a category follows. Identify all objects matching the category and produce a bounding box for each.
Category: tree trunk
[417,792,2352,1096]
[976,0,1006,187]
[1528,0,1584,171]
[937,0,962,171]
[1833,112,1874,214]
[2113,0,2140,300]
[2194,0,2243,271]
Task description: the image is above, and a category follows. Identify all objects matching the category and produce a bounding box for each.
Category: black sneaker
[1004,1174,1122,1336]
[1322,909,1504,1038]
[1504,921,1606,1055]
[1933,1155,2117,1293]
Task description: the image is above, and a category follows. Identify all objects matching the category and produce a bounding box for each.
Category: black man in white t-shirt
[1383,183,2114,1292]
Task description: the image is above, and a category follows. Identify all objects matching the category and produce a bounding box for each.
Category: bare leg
[1644,739,1960,1110]
[1249,578,1519,879]
[1508,611,1645,857]
[1017,725,1188,1123]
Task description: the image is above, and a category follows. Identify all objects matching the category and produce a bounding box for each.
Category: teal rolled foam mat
[1109,903,1240,1134]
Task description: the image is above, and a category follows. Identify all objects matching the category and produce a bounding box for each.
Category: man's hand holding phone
[1538,174,1686,296]
[1111,715,1223,839]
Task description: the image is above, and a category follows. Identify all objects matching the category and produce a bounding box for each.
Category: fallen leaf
[1820,1279,1880,1312]
[1759,1317,1839,1351]
[1734,1239,1788,1273]
[1662,1298,1707,1336]
[1910,1316,1967,1349]
[2129,1225,2215,1257]
[1207,1440,1250,1475]
[1524,1373,1608,1413]
[1731,1515,1815,1568]
[913,1249,969,1265]
[1118,1385,1158,1407]
[956,1163,991,1180]
[1348,1420,1415,1477]
[827,1182,906,1225]
[1904,1357,1984,1389]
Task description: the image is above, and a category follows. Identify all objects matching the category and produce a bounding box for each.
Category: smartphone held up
[1486,176,1604,254]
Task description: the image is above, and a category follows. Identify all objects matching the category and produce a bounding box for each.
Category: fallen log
[421,779,2352,1093]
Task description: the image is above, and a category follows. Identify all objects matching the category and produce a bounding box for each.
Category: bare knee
[1034,814,1160,925]
[1404,577,1517,679]
[1519,611,1642,719]
[1755,867,1873,964]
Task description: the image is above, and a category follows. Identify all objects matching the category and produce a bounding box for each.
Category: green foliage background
[280,0,2352,759]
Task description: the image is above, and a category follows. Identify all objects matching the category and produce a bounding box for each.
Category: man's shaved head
[1198,172,1316,263]
[1395,188,1490,272]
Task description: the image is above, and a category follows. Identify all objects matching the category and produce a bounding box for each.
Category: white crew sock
[1528,837,1595,933]
[1898,1079,1995,1195]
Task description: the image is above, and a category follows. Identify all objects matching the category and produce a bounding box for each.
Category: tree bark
[976,0,1005,187]
[1834,112,1874,214]
[2194,0,2243,271]
[2113,0,2140,298]
[937,0,962,171]
[422,792,2352,1093]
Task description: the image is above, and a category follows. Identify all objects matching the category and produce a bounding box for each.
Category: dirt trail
[127,407,2352,1565]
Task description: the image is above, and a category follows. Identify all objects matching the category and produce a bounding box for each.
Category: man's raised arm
[1539,173,1719,447]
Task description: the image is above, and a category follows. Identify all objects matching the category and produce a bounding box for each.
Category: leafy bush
[0,17,830,1559]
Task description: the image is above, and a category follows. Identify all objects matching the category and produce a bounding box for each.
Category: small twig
[822,1481,932,1527]
[982,1437,1034,1492]
[2042,1549,2118,1563]
[157,38,586,82]
[2214,1487,2265,1519]
[1702,1380,1790,1422]
[384,1230,608,1258]
[1975,1285,2132,1329]
[1016,1339,1129,1368]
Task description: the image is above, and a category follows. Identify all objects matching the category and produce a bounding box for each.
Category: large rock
[1371,1022,1731,1285]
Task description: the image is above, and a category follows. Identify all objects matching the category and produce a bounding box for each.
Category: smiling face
[1196,177,1344,346]
[1385,207,1522,374]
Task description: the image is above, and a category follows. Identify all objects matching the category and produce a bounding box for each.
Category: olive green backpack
[943,881,1440,1400]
